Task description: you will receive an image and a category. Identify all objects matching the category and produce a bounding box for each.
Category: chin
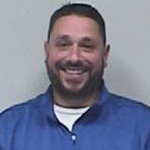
[64,87,84,94]
[59,81,90,98]
[62,80,87,92]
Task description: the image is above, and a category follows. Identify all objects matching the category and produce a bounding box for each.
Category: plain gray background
[0,0,150,112]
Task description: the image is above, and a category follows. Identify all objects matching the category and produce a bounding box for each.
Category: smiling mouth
[60,67,88,75]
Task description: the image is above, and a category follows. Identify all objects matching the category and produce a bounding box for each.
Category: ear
[44,41,50,59]
[103,44,110,68]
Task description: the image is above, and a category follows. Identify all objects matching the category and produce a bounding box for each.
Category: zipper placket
[71,133,77,150]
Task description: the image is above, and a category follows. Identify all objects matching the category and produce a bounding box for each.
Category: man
[0,3,150,150]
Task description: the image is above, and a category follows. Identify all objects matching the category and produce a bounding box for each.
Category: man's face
[45,15,109,98]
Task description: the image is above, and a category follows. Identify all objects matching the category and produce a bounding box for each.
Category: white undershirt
[54,104,89,132]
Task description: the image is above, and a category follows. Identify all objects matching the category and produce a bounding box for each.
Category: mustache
[56,60,92,72]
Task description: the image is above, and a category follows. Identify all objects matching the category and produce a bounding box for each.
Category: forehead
[50,15,100,39]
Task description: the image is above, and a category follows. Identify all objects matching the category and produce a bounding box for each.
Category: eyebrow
[79,37,97,45]
[55,35,71,41]
[81,37,95,42]
[54,34,97,44]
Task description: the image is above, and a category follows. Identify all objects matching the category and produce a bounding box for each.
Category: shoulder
[0,91,52,147]
[109,93,150,125]
[0,92,48,122]
[110,93,150,112]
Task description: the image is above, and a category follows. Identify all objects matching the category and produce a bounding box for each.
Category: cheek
[87,52,102,65]
[87,53,104,72]
[46,50,61,65]
[46,50,66,73]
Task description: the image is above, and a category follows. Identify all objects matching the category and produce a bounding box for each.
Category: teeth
[66,69,83,74]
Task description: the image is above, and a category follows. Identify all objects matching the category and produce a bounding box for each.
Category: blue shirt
[0,85,150,150]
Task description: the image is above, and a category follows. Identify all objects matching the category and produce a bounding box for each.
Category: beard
[45,58,104,100]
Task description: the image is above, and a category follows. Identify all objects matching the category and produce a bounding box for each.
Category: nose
[67,44,81,62]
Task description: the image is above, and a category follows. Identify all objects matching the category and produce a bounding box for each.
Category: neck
[53,89,100,108]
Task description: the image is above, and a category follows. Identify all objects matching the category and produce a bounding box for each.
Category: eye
[83,44,95,49]
[79,38,97,52]
[80,43,96,52]
[55,40,72,51]
[57,41,71,47]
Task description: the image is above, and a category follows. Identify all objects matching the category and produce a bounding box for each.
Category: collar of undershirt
[54,104,90,115]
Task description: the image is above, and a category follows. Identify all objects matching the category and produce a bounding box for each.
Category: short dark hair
[47,3,106,44]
